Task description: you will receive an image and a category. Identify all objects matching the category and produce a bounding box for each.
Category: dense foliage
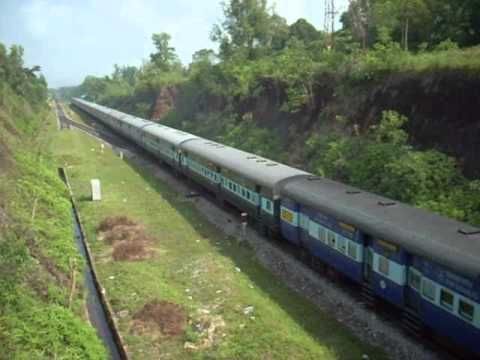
[0,43,48,106]
[304,111,480,225]
[61,0,480,225]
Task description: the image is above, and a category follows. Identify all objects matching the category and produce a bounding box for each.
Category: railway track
[55,102,131,149]
[59,102,463,360]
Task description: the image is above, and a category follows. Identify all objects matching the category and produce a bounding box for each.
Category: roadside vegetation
[0,42,107,358]
[50,121,387,359]
[56,0,480,226]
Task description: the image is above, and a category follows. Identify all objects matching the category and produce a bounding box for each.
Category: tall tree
[372,0,430,50]
[345,0,371,49]
[150,33,180,71]
[425,0,480,47]
[397,0,429,50]
[211,0,277,60]
[289,19,320,45]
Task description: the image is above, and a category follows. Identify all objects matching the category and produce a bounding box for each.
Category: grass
[348,46,480,83]
[0,89,107,359]
[403,47,480,72]
[50,114,388,360]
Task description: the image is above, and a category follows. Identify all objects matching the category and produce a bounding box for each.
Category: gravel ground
[65,118,446,360]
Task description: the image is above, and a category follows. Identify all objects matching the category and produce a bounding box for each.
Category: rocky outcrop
[151,86,177,121]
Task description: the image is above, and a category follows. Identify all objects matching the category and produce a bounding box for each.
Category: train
[71,97,480,356]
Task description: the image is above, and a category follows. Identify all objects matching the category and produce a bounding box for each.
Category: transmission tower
[324,0,337,50]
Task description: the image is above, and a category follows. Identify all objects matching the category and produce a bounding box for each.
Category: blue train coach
[280,176,480,355]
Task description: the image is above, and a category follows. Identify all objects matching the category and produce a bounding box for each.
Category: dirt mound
[96,215,137,233]
[103,224,144,244]
[133,300,187,337]
[97,215,155,261]
[112,239,150,261]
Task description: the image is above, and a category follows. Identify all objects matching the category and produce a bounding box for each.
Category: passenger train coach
[72,98,480,356]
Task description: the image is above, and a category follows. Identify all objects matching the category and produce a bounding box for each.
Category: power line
[324,0,337,49]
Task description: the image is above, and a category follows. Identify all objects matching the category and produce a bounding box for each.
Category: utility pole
[324,0,337,50]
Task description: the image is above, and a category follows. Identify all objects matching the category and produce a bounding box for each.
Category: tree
[372,0,430,51]
[0,42,47,105]
[150,33,180,71]
[269,14,290,51]
[425,0,480,47]
[211,0,277,60]
[191,49,216,65]
[397,0,429,50]
[112,65,138,87]
[288,19,320,45]
[344,0,371,49]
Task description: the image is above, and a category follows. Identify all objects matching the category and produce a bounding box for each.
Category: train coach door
[178,150,186,174]
[405,257,421,312]
[363,236,374,283]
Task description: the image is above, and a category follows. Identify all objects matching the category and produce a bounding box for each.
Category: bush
[307,110,477,224]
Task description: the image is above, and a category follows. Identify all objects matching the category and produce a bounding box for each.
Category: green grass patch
[0,89,107,359]
[50,121,387,359]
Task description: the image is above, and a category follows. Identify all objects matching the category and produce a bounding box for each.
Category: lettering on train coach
[281,208,294,224]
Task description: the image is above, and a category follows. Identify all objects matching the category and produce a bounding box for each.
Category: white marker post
[91,179,102,201]
[239,212,248,244]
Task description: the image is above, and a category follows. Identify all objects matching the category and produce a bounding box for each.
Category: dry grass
[96,215,137,233]
[112,239,150,261]
[103,225,143,244]
[97,215,154,262]
[133,300,187,337]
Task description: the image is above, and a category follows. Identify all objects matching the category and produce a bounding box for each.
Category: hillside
[0,44,106,358]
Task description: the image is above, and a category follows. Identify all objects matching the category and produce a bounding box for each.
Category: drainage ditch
[59,168,126,360]
[72,208,122,360]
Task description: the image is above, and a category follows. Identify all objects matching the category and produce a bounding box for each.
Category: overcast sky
[0,0,349,88]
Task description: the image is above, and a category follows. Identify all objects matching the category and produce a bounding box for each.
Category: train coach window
[378,256,390,276]
[408,269,421,291]
[422,278,436,302]
[299,214,309,230]
[327,231,336,247]
[347,242,357,260]
[459,299,475,322]
[318,226,327,243]
[337,236,347,254]
[266,201,272,211]
[440,289,454,310]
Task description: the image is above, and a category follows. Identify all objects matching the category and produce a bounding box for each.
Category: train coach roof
[282,177,480,278]
[73,99,198,144]
[75,99,151,128]
[181,139,309,192]
[142,124,199,146]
